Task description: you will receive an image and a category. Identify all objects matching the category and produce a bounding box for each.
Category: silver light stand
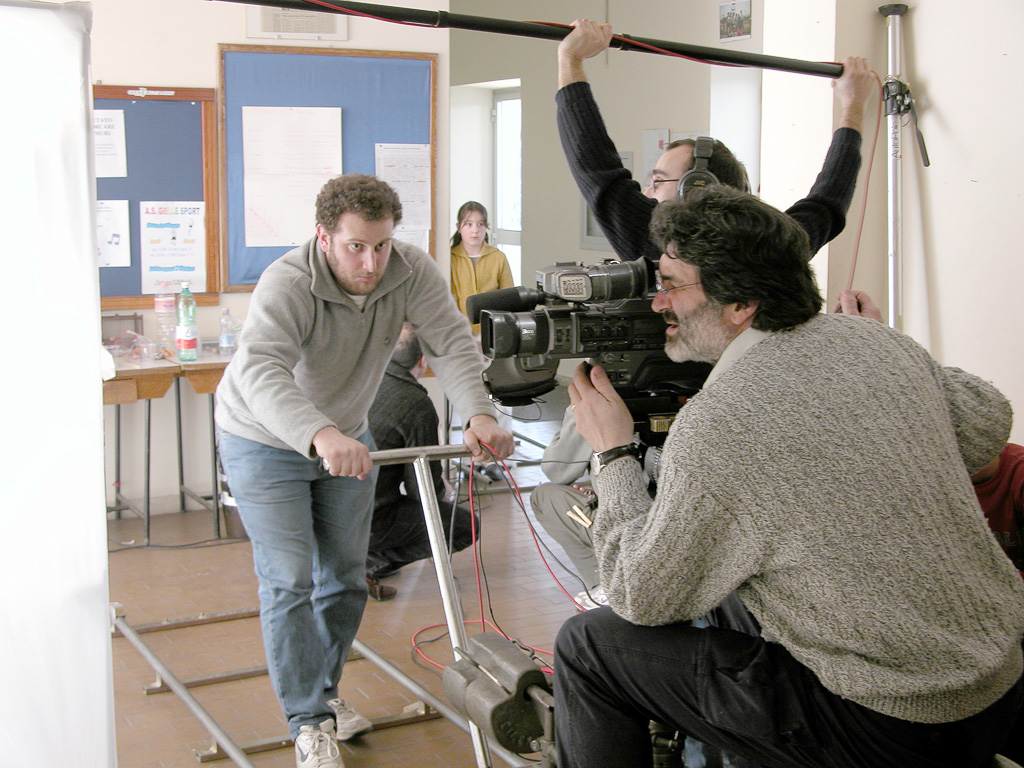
[878,4,930,330]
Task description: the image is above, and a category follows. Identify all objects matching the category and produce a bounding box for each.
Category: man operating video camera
[557,185,1024,768]
[472,24,875,409]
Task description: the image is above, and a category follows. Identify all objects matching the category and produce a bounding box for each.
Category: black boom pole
[214,0,843,79]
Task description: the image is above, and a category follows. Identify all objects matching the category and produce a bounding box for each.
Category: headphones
[676,136,719,199]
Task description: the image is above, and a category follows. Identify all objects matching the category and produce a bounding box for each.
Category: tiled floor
[108,410,579,768]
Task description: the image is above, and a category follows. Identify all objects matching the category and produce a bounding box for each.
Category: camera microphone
[466,286,542,324]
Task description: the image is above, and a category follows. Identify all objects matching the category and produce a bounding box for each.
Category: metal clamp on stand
[443,633,555,765]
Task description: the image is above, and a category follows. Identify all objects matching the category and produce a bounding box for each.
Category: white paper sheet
[242,106,343,247]
[375,143,431,230]
[93,109,127,178]
[96,199,130,267]
[140,201,206,292]
[394,226,430,254]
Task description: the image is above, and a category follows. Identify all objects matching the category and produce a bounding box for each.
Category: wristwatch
[590,443,640,477]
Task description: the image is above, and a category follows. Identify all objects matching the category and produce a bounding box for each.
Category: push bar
[212,0,843,79]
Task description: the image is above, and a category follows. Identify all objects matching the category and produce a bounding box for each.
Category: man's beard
[326,254,383,296]
[663,300,736,364]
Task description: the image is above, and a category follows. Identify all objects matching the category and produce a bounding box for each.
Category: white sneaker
[295,719,343,768]
[327,697,373,741]
[575,587,609,610]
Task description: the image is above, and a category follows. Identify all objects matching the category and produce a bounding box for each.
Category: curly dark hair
[315,174,403,232]
[650,186,821,332]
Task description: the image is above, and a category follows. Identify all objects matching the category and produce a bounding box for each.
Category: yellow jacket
[450,243,514,331]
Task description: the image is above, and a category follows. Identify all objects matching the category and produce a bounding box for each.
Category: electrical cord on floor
[107,535,250,553]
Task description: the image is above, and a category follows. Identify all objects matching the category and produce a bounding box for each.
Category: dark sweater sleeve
[556,82,659,263]
[397,398,445,503]
[785,127,863,255]
[557,84,862,262]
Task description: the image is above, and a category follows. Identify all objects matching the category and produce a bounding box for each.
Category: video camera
[466,258,710,444]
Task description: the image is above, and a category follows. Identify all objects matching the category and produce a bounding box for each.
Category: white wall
[449,84,496,236]
[763,0,1024,451]
[893,3,1024,445]
[93,0,452,506]
[95,0,1024,504]
[83,0,1024,527]
[827,1,1024,443]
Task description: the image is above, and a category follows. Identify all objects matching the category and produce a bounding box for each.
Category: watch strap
[591,443,640,475]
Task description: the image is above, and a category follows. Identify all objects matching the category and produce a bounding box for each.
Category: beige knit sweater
[594,313,1024,724]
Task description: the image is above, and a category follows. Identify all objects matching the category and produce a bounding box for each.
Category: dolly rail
[113,444,524,767]
[351,638,530,767]
[111,610,259,768]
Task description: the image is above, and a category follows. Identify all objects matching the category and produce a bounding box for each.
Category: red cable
[300,0,431,26]
[408,444,568,670]
[843,70,885,293]
[468,455,485,632]
[411,619,553,672]
[483,444,589,614]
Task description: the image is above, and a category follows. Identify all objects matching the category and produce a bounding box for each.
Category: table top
[104,350,232,403]
[178,349,234,372]
[112,349,231,376]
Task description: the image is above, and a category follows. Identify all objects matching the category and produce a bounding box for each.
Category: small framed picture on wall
[719,1,752,42]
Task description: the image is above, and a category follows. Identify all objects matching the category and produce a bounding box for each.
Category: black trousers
[366,496,475,574]
[553,607,1023,768]
[998,642,1024,763]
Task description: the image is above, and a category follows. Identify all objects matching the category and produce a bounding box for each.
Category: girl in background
[450,201,515,482]
[450,201,514,332]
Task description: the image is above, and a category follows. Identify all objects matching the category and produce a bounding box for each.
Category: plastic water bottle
[218,307,237,356]
[153,281,176,352]
[175,281,199,362]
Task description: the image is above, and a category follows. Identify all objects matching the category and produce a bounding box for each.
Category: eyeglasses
[647,177,682,192]
[654,277,701,295]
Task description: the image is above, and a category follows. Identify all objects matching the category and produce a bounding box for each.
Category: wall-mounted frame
[94,85,220,310]
[245,5,349,40]
[219,45,437,291]
[579,151,633,252]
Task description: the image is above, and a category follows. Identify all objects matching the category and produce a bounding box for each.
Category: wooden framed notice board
[94,85,220,310]
[219,44,437,291]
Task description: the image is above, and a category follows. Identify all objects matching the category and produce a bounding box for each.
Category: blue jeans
[218,430,378,739]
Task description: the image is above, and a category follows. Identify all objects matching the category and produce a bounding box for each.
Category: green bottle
[175,281,198,362]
